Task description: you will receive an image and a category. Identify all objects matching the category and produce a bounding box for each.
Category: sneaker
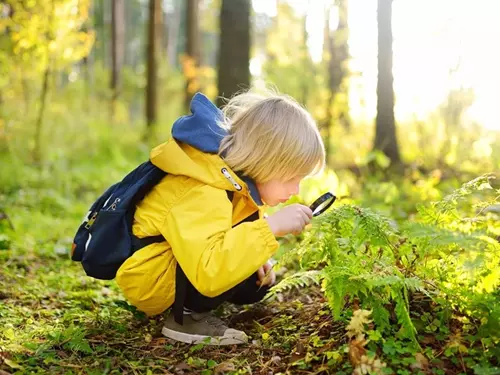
[161,312,248,345]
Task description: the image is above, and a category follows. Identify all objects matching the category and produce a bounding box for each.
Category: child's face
[256,176,303,207]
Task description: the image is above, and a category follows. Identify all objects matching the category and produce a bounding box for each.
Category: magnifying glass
[309,192,336,217]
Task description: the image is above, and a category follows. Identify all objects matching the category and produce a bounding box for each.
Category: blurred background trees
[0,0,499,174]
[0,4,498,371]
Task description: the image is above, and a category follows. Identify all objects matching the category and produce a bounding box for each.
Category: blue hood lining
[171,92,263,206]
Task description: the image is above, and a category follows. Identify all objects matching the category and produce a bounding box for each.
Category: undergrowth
[270,174,500,373]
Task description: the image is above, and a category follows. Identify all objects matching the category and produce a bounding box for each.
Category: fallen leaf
[411,353,429,370]
[214,361,235,374]
[346,310,372,339]
[175,362,191,371]
[270,356,281,366]
[174,362,191,375]
[4,358,21,369]
[348,338,367,367]
[420,335,436,345]
[295,341,306,355]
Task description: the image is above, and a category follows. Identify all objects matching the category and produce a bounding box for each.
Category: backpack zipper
[109,198,121,210]
[85,212,98,229]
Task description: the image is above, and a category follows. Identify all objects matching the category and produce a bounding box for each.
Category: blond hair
[218,89,325,183]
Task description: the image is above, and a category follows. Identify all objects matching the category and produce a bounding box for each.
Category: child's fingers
[262,261,273,273]
[267,270,276,286]
[257,266,265,284]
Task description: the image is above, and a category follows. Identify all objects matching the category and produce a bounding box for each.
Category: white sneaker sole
[161,327,248,346]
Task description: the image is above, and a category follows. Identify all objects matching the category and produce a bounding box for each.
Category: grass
[0,123,499,374]
[0,248,348,374]
[1,248,499,374]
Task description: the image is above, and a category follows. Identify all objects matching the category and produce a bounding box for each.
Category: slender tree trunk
[111,0,125,121]
[21,70,30,113]
[217,0,251,106]
[334,0,349,131]
[184,0,200,111]
[374,0,401,164]
[103,0,111,69]
[33,0,54,164]
[322,0,350,164]
[34,61,51,164]
[323,10,334,163]
[82,1,94,113]
[301,16,310,106]
[145,0,161,130]
[167,0,181,67]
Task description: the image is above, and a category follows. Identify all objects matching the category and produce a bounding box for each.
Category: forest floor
[0,249,490,375]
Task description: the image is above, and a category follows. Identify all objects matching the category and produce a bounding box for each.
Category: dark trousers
[183,271,270,313]
[172,209,268,323]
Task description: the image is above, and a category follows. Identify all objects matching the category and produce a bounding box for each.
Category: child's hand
[265,204,313,237]
[257,261,276,287]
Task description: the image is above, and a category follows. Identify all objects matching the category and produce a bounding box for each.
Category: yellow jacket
[116,93,280,316]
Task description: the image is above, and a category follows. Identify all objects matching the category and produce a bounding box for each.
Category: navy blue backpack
[71,159,237,324]
[71,161,167,280]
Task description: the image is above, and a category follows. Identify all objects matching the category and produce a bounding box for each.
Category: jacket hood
[150,92,263,206]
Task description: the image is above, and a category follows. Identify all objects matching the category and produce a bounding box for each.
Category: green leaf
[207,359,217,368]
[5,358,22,369]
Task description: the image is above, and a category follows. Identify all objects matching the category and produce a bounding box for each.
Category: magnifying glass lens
[309,192,336,217]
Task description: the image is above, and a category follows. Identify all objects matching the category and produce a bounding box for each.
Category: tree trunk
[145,0,161,130]
[301,15,310,106]
[322,0,350,164]
[103,0,111,69]
[111,0,125,120]
[217,0,251,106]
[33,0,54,164]
[374,0,401,164]
[184,0,200,111]
[34,61,51,164]
[323,11,334,164]
[166,0,182,67]
[82,1,94,113]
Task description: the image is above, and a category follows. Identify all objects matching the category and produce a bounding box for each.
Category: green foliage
[273,173,500,369]
[0,0,94,87]
[47,325,93,354]
[280,203,423,345]
[267,270,322,296]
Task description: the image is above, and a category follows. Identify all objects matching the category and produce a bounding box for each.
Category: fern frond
[64,326,92,354]
[405,222,479,247]
[394,291,419,347]
[366,298,391,333]
[66,336,92,354]
[266,270,323,299]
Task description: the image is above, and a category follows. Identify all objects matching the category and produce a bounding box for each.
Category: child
[115,90,325,345]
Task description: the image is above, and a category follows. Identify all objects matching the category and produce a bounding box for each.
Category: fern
[266,270,323,298]
[275,174,500,348]
[394,291,418,346]
[367,298,391,333]
[418,173,496,226]
[49,325,93,354]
